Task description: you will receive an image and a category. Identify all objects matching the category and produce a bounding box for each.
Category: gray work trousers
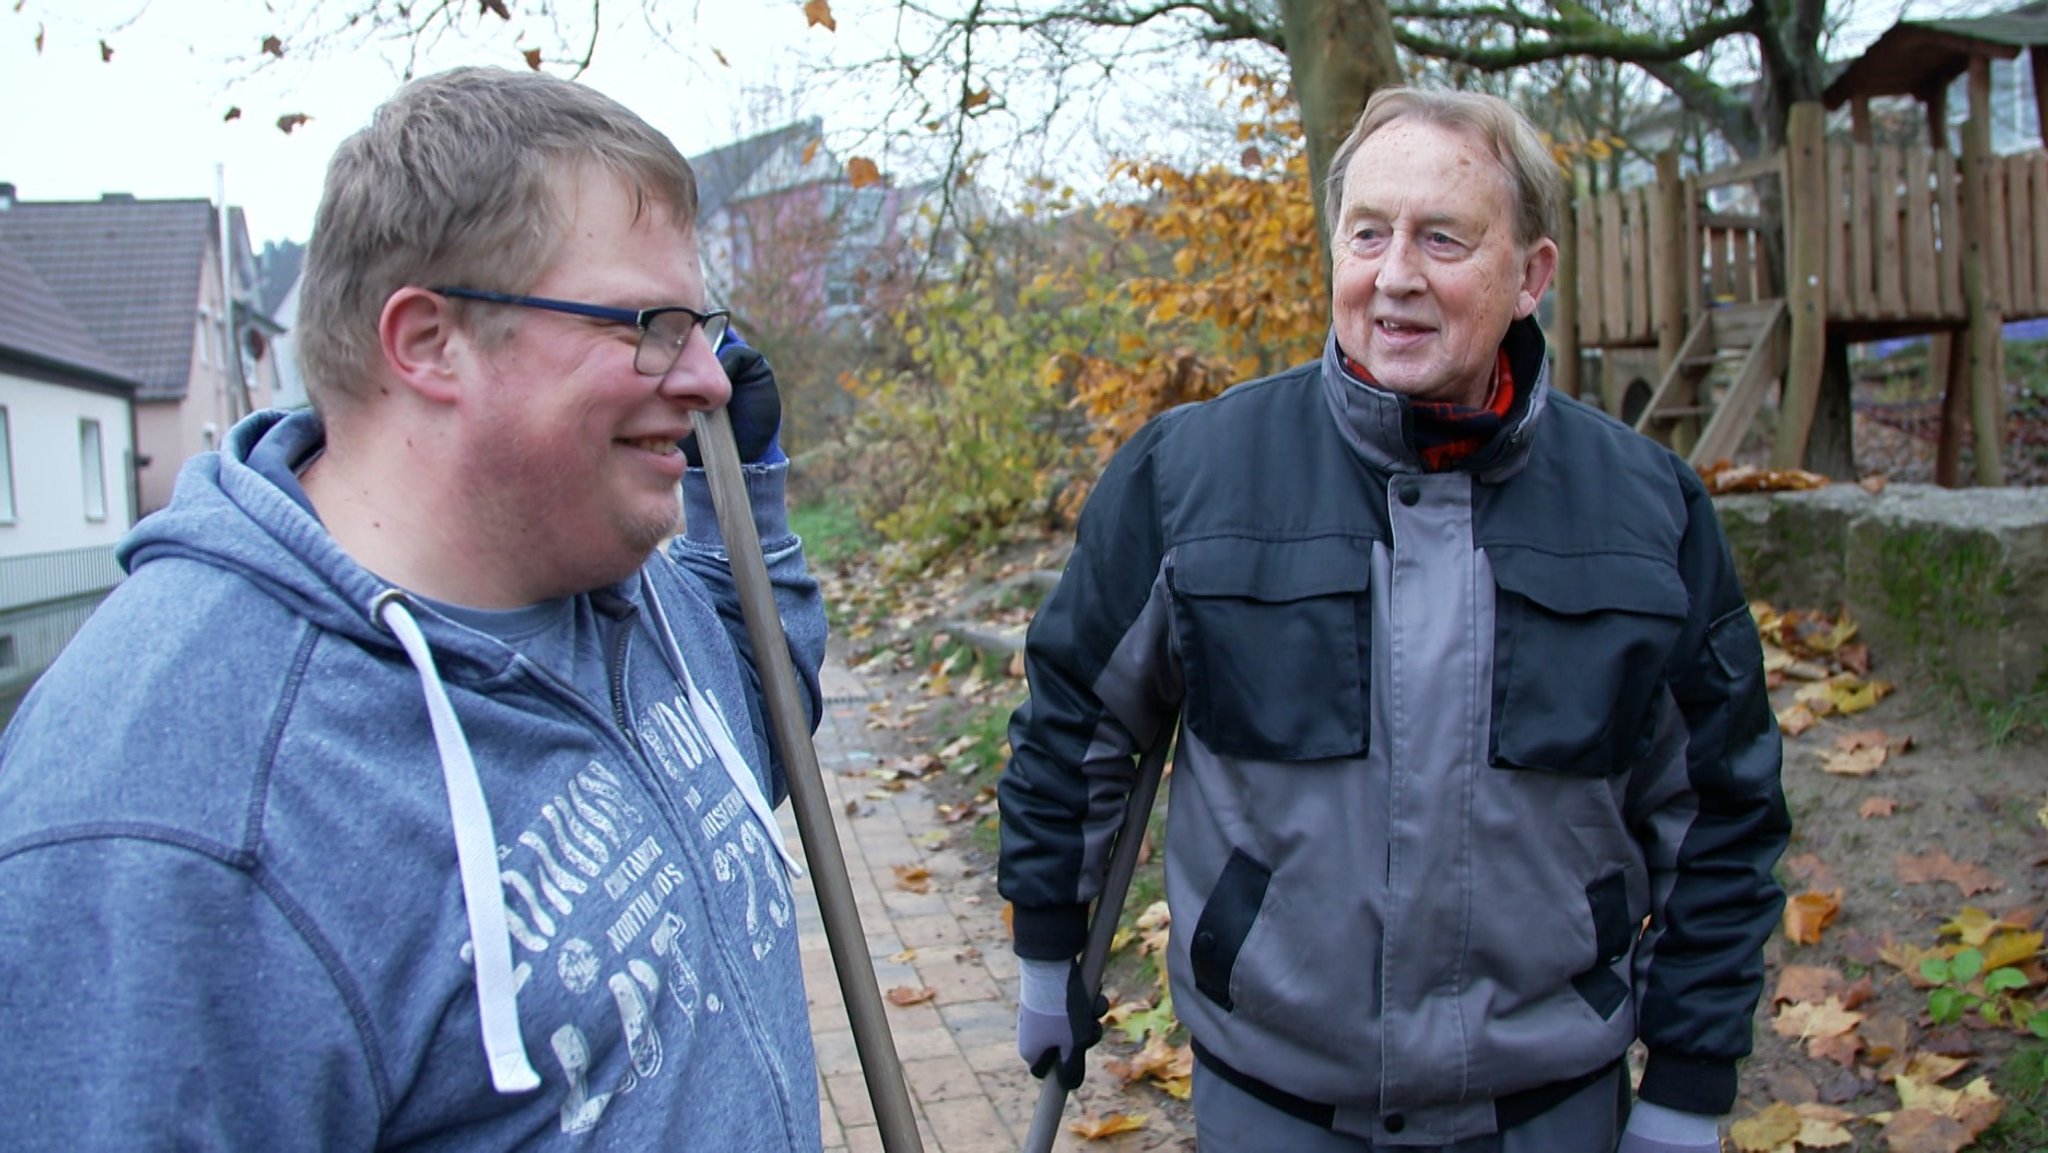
[1191,1061,1629,1153]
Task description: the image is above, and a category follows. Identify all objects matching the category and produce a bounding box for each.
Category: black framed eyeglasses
[433,287,731,377]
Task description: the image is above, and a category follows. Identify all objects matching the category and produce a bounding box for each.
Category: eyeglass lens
[636,310,730,376]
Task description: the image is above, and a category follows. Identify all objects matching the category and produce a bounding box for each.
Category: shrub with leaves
[1057,64,1328,460]
[840,233,1106,569]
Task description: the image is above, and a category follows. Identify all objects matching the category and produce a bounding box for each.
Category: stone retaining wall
[1716,484,2048,705]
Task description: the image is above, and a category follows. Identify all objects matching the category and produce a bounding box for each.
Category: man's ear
[1514,237,1560,320]
[378,287,465,403]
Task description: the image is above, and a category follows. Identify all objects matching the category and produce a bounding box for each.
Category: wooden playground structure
[1551,15,2048,487]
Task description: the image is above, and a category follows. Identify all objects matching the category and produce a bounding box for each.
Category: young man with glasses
[0,67,823,1149]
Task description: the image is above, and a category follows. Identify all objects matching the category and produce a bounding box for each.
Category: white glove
[1616,1100,1722,1153]
[1015,957,1102,1090]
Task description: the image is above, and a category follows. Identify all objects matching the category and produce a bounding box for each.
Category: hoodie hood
[124,410,422,662]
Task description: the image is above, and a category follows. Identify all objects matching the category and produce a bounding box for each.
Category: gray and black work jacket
[998,317,1789,1145]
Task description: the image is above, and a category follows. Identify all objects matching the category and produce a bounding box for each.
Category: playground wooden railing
[1556,100,2039,482]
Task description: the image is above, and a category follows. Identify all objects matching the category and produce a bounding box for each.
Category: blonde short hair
[296,67,699,408]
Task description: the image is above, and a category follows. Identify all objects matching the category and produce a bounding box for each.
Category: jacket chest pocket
[1169,537,1370,761]
[1489,548,1687,777]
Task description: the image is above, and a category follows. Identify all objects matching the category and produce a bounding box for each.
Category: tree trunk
[1807,337,1858,479]
[1279,0,1402,259]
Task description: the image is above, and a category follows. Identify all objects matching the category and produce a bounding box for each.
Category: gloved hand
[1616,1100,1723,1153]
[1016,957,1106,1090]
[681,334,783,466]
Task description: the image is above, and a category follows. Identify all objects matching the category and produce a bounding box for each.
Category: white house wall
[0,369,135,557]
[0,368,134,694]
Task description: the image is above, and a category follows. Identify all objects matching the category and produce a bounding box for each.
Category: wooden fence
[1566,142,2048,346]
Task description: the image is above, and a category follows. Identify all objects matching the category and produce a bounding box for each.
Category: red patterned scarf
[1342,349,1516,472]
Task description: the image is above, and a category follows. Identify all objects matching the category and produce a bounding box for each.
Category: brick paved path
[784,654,1195,1153]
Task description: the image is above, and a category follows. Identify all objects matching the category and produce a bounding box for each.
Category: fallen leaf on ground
[1792,1104,1856,1146]
[1730,1102,1802,1151]
[1860,1013,1914,1062]
[1889,1074,2003,1141]
[885,986,936,1006]
[1841,975,1878,1010]
[1730,1100,1856,1150]
[1796,674,1894,716]
[1776,964,1847,1006]
[1774,996,1864,1043]
[1785,891,1843,945]
[1896,851,2003,898]
[1880,938,1950,986]
[1134,900,1172,959]
[1777,702,1821,736]
[1898,1053,1971,1084]
[1838,641,1872,675]
[1069,1112,1147,1139]
[1701,461,1830,493]
[1809,1029,1864,1067]
[1861,796,1899,819]
[892,864,932,893]
[1939,906,2035,947]
[1874,1110,1971,1153]
[1820,745,1886,776]
[1103,1033,1194,1100]
[1980,930,2045,972]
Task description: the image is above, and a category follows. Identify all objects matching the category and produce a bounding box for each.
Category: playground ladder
[1632,298,1789,467]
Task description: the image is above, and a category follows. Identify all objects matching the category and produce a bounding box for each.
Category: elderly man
[0,68,821,1149]
[1001,87,1788,1152]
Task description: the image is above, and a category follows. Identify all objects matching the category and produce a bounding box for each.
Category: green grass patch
[1980,1040,2048,1150]
[789,497,876,570]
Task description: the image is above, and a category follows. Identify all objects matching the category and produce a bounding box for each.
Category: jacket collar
[1319,315,1550,483]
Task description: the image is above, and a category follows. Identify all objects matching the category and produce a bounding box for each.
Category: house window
[79,418,107,522]
[0,406,14,524]
[198,308,218,368]
[0,635,15,669]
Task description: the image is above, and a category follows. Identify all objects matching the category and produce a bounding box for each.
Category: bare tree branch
[1390,6,1760,72]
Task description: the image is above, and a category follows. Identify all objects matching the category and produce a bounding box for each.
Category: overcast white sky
[0,0,1971,249]
[0,0,864,245]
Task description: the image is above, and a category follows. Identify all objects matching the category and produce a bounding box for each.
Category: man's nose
[1376,236,1424,294]
[659,329,733,408]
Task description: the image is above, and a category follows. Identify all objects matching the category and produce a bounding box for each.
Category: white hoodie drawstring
[373,591,542,1096]
[640,576,803,878]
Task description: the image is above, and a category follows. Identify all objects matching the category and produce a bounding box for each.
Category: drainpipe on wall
[217,164,251,424]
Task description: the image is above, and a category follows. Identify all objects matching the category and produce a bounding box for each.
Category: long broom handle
[694,406,925,1152]
[1021,721,1177,1153]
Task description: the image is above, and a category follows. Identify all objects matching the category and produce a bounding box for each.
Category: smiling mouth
[623,437,682,455]
[1378,319,1434,335]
